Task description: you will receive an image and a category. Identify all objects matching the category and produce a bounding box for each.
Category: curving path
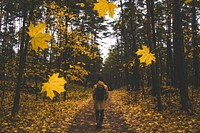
[66,92,136,133]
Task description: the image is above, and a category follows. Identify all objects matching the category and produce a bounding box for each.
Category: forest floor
[0,86,200,133]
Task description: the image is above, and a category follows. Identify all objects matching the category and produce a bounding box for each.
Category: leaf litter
[0,87,199,132]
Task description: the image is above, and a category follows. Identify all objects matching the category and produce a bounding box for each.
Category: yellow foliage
[27,22,52,52]
[49,1,57,9]
[185,0,192,4]
[118,19,122,25]
[52,43,58,49]
[80,3,85,7]
[136,45,156,66]
[66,65,89,82]
[93,0,118,18]
[41,73,67,100]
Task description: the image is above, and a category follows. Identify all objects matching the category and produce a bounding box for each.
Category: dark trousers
[95,109,104,124]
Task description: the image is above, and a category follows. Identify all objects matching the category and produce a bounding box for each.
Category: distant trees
[0,0,104,115]
[0,0,199,114]
[103,0,199,111]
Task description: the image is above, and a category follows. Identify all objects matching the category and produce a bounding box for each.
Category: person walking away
[93,77,109,129]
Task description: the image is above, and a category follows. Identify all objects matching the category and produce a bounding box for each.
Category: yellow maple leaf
[93,0,118,18]
[185,0,192,4]
[27,22,52,52]
[41,73,67,100]
[136,45,156,66]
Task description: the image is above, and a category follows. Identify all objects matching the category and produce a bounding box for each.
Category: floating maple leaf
[41,73,67,100]
[185,0,192,4]
[136,45,156,66]
[27,22,52,52]
[93,0,118,18]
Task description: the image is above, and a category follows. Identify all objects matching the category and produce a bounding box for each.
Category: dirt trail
[66,92,135,133]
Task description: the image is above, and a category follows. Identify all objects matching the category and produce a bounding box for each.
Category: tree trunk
[192,0,199,89]
[120,0,130,90]
[12,11,27,116]
[129,0,140,100]
[63,9,69,100]
[166,0,173,86]
[0,0,4,31]
[150,0,162,111]
[140,69,146,99]
[172,0,189,110]
[146,0,163,112]
[12,0,35,116]
[157,28,163,85]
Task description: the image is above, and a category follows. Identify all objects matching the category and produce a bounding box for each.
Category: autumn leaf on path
[93,0,118,18]
[41,73,67,100]
[27,22,52,52]
[185,0,192,4]
[136,45,156,66]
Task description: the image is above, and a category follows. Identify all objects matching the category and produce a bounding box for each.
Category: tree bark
[129,0,140,99]
[146,0,163,112]
[0,0,4,31]
[172,0,189,110]
[12,0,35,116]
[166,0,173,86]
[120,0,130,90]
[192,0,199,89]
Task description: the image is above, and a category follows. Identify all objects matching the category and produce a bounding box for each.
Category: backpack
[95,85,106,101]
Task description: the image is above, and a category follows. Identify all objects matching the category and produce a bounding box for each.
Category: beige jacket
[93,81,109,110]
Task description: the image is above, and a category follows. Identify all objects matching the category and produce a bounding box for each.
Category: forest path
[66,91,135,133]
